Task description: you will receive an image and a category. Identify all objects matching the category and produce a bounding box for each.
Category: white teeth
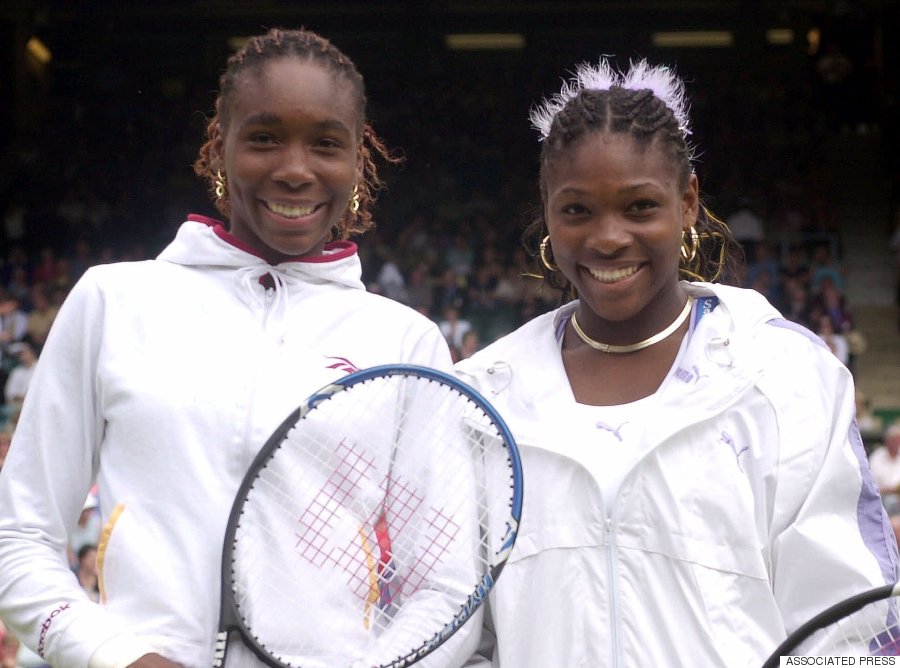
[588,265,638,283]
[267,202,316,218]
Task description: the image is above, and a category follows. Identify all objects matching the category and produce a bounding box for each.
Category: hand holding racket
[212,365,523,668]
[762,582,900,666]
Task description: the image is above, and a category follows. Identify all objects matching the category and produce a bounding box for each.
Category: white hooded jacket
[0,216,476,667]
[455,282,898,667]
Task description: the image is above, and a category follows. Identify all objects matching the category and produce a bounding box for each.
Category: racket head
[762,583,900,667]
[214,364,522,668]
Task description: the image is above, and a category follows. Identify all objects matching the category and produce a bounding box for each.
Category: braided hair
[524,77,743,300]
[194,27,399,239]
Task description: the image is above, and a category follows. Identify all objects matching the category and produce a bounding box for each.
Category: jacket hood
[157,214,366,292]
[684,281,783,337]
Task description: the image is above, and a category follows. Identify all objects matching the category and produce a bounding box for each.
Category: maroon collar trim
[186,213,358,263]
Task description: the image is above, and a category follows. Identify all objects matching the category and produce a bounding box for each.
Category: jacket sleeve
[0,269,151,667]
[765,324,899,634]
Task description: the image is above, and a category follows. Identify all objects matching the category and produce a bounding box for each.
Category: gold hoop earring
[680,226,699,263]
[348,184,360,215]
[214,170,227,200]
[539,235,559,272]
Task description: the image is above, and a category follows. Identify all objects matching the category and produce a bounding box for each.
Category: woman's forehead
[228,57,360,125]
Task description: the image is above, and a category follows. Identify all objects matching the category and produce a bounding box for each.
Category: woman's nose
[273,145,314,188]
[587,216,631,255]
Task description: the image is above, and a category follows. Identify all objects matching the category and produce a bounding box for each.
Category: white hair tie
[529,57,692,146]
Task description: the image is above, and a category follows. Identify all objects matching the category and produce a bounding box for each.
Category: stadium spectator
[815,312,850,367]
[3,341,37,410]
[67,489,101,571]
[778,244,811,288]
[870,423,900,515]
[809,242,847,293]
[0,294,27,353]
[404,262,435,317]
[24,285,58,350]
[438,304,473,351]
[725,196,766,258]
[457,329,481,361]
[782,277,813,328]
[0,293,28,391]
[432,267,467,316]
[75,544,100,604]
[744,240,783,305]
[373,248,408,303]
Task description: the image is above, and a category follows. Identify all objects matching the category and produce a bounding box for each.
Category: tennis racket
[762,582,900,666]
[212,364,523,668]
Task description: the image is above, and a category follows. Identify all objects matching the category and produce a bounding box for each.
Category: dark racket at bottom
[762,582,900,667]
[212,365,523,668]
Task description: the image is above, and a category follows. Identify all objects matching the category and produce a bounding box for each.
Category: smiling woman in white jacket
[455,58,898,668]
[0,28,479,668]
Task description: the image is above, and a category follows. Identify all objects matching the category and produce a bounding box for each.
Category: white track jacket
[0,216,478,667]
[455,282,898,668]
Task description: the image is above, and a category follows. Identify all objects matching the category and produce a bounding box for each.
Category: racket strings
[227,374,516,666]
[791,598,900,657]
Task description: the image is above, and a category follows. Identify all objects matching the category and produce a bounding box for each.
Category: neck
[571,296,693,354]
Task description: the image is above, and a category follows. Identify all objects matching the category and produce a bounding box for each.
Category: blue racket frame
[213,364,523,668]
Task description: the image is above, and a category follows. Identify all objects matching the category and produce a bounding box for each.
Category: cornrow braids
[524,78,743,300]
[543,86,692,186]
[194,27,400,239]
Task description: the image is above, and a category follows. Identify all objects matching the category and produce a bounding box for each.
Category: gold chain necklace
[570,297,693,353]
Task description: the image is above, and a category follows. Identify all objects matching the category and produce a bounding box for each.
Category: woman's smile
[262,200,320,219]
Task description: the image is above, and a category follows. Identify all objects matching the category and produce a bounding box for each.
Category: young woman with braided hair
[0,28,470,668]
[456,59,897,666]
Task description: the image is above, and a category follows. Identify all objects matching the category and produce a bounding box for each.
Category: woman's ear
[209,121,225,173]
[682,172,700,231]
[355,146,365,185]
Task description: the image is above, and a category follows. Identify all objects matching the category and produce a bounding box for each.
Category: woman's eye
[561,203,589,215]
[630,199,658,212]
[316,137,344,150]
[249,133,277,145]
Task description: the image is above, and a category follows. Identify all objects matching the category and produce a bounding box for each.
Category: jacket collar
[458,282,780,451]
[157,215,366,292]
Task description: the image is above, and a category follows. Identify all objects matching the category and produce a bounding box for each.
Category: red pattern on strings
[292,438,459,601]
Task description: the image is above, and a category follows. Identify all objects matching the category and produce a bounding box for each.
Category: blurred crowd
[2,38,891,413]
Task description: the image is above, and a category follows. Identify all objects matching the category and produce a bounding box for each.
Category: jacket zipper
[262,284,275,329]
[606,515,621,667]
[241,286,275,472]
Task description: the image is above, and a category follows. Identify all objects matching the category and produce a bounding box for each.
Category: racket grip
[212,631,228,668]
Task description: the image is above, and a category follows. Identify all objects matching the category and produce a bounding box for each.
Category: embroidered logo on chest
[325,356,360,374]
[596,421,628,442]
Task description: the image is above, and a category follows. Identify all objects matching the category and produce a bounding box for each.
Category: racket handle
[212,631,228,668]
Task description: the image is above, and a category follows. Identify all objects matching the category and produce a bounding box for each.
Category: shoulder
[82,258,176,281]
[465,309,558,362]
[692,283,822,352]
[353,290,437,324]
[67,260,169,299]
[688,282,848,389]
[455,308,562,389]
[339,290,448,344]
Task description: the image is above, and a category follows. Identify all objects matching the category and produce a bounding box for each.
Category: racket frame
[762,582,900,667]
[212,364,523,668]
